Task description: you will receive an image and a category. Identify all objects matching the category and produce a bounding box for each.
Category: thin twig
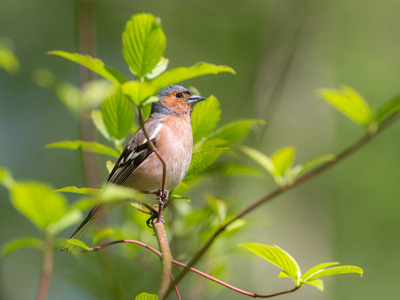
[89,239,301,298]
[165,111,400,297]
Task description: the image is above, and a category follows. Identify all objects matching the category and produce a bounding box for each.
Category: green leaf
[318,85,372,126]
[54,81,82,115]
[205,194,227,223]
[135,292,158,300]
[93,229,115,246]
[55,186,101,195]
[82,79,113,111]
[240,243,301,285]
[122,13,166,78]
[101,86,135,140]
[10,182,67,230]
[145,57,169,79]
[200,119,264,149]
[1,237,43,257]
[122,80,157,106]
[292,154,336,179]
[91,110,112,141]
[305,265,363,281]
[99,184,147,203]
[0,38,20,74]
[65,239,90,251]
[304,279,324,291]
[151,62,235,90]
[44,140,120,158]
[375,95,400,123]
[184,148,227,180]
[301,262,340,282]
[271,146,295,177]
[0,167,15,189]
[48,51,126,84]
[240,145,275,175]
[51,209,83,235]
[191,95,221,145]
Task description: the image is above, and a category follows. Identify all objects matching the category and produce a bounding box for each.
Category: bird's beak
[187,95,206,105]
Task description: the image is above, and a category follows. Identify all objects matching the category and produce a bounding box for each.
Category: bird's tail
[63,205,105,252]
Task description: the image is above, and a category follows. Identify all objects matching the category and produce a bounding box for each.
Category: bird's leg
[145,189,170,206]
[143,204,160,228]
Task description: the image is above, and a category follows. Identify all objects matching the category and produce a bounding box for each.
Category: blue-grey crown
[156,85,192,99]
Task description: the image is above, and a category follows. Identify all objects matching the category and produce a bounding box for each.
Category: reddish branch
[88,239,301,298]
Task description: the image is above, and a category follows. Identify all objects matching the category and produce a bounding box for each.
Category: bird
[68,84,205,242]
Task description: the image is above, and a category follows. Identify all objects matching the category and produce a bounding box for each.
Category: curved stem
[165,111,400,297]
[89,239,301,298]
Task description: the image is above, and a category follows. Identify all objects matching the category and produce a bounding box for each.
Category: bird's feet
[144,204,164,228]
[146,189,169,205]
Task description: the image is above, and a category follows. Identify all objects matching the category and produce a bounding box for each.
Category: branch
[89,239,301,298]
[153,222,173,300]
[166,111,400,297]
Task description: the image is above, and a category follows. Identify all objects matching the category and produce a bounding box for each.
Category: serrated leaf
[200,120,264,149]
[1,237,43,257]
[271,146,295,177]
[301,262,340,282]
[122,80,157,106]
[306,265,363,281]
[48,51,126,84]
[51,209,82,235]
[135,292,158,300]
[65,239,90,251]
[10,182,67,230]
[91,110,112,141]
[240,145,275,175]
[375,95,400,123]
[122,13,166,78]
[240,243,301,285]
[318,85,372,126]
[191,95,221,145]
[145,57,169,79]
[151,62,235,90]
[304,279,324,291]
[55,186,101,195]
[292,154,336,179]
[101,86,134,140]
[184,148,227,180]
[44,140,120,158]
[205,194,227,223]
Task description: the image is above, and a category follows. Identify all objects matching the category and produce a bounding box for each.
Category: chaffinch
[69,85,205,241]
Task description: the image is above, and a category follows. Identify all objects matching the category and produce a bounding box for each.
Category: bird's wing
[107,118,162,185]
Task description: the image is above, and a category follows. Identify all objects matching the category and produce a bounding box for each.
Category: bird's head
[151,85,205,116]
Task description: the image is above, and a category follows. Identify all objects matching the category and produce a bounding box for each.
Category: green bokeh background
[1,0,400,299]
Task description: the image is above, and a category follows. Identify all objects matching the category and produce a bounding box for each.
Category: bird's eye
[175,92,182,98]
